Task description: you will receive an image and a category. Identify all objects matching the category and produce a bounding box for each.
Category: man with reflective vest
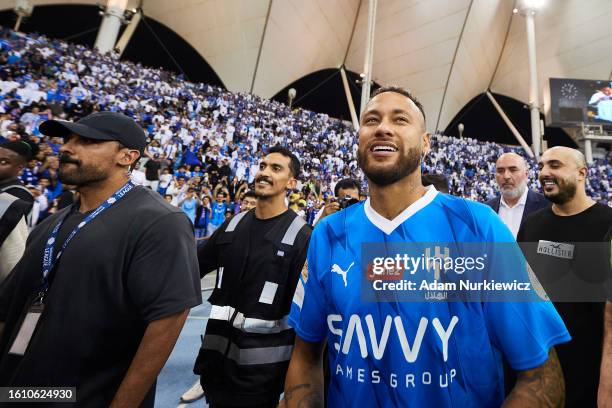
[195,145,312,407]
[0,140,36,282]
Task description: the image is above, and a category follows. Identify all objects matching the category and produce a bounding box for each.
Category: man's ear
[286,177,297,191]
[577,166,588,181]
[118,149,140,169]
[422,132,431,157]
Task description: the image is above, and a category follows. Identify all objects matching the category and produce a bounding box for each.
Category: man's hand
[503,348,564,408]
[320,201,340,219]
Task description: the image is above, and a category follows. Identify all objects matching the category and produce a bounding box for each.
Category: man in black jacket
[195,145,311,408]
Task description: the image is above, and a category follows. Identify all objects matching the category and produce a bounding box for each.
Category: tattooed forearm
[283,338,324,408]
[284,383,311,400]
[284,383,323,408]
[296,392,324,408]
[503,348,565,408]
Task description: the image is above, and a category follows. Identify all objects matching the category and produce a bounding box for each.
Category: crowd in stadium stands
[0,26,610,233]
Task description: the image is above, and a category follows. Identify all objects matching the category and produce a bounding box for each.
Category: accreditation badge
[8,295,45,356]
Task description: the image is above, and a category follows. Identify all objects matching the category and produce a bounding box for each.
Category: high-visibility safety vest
[0,191,31,282]
[194,209,311,406]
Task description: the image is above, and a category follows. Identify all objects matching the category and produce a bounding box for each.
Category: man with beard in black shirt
[0,112,201,407]
[518,146,612,408]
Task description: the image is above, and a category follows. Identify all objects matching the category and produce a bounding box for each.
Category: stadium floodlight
[13,0,33,31]
[288,88,297,109]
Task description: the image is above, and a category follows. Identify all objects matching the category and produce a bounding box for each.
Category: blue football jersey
[289,187,570,407]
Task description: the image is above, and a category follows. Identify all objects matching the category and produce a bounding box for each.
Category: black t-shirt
[517,203,612,408]
[244,211,288,281]
[56,190,75,210]
[144,160,161,181]
[0,186,202,407]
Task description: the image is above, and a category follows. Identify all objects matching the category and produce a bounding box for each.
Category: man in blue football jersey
[284,87,571,407]
[208,191,228,235]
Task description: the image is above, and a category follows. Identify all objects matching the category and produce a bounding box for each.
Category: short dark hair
[422,173,449,194]
[243,190,257,200]
[334,178,361,197]
[267,145,300,179]
[370,86,426,125]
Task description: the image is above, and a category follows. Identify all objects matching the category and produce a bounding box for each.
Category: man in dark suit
[485,152,549,238]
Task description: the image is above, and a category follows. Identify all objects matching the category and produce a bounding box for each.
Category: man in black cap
[0,140,36,282]
[0,112,202,407]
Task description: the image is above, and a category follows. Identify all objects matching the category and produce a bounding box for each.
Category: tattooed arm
[282,336,324,408]
[503,348,565,408]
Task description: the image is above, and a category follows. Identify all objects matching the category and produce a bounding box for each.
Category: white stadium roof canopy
[2,0,611,132]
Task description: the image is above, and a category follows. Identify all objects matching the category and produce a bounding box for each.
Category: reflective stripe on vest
[209,305,291,334]
[225,211,248,232]
[292,278,305,309]
[203,334,293,365]
[281,216,306,245]
[0,185,32,198]
[0,193,19,218]
[225,210,306,247]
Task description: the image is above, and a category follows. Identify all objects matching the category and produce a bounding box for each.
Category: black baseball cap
[39,112,147,152]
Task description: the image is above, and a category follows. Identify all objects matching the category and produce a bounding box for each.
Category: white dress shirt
[498,188,528,239]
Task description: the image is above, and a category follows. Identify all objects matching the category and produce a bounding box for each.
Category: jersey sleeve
[126,212,202,322]
[288,222,329,342]
[481,208,571,370]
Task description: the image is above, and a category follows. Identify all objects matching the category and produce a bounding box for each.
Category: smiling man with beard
[194,146,311,407]
[486,153,549,238]
[0,112,201,407]
[518,146,612,408]
[283,87,571,408]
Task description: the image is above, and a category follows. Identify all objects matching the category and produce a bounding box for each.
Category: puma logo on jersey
[331,262,354,287]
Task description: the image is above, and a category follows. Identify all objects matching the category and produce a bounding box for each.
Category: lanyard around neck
[40,181,135,292]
